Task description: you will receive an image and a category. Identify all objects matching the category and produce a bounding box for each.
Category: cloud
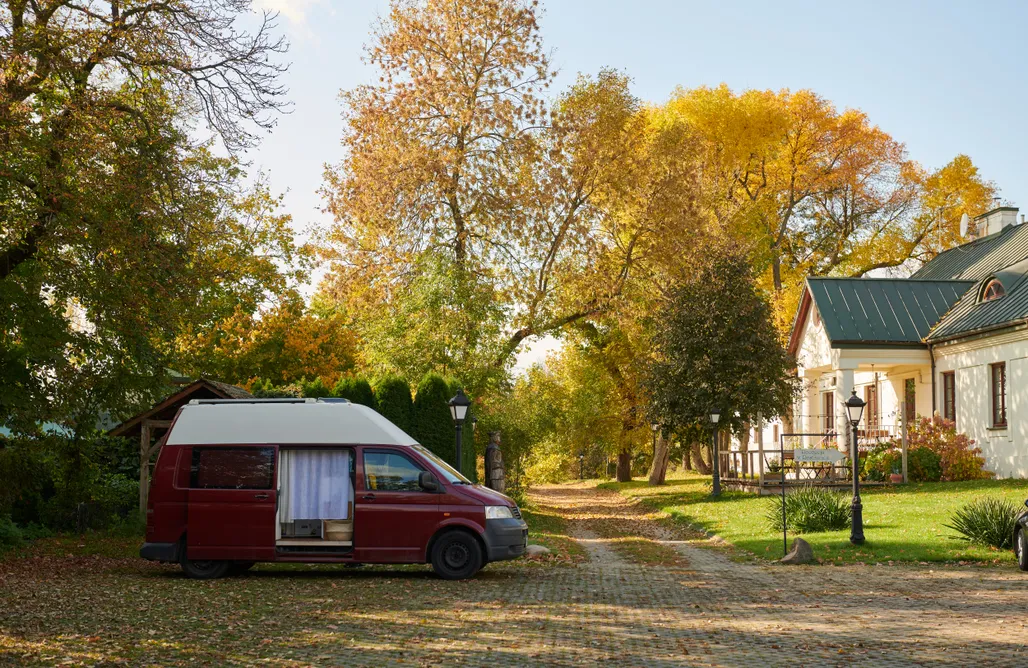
[254,0,326,28]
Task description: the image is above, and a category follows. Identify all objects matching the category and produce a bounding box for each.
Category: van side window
[191,447,275,489]
[364,452,424,492]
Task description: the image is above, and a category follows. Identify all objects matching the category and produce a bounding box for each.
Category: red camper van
[140,398,527,580]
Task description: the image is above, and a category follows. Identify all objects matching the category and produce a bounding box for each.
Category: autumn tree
[1,0,294,432]
[172,292,353,389]
[321,0,701,393]
[667,85,995,328]
[646,240,797,479]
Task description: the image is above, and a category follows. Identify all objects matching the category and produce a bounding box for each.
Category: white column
[798,370,820,447]
[835,366,855,452]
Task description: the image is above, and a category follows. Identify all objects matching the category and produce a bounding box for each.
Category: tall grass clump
[945,497,1020,549]
[765,486,850,533]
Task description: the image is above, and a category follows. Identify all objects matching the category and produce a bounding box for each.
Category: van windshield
[412,445,473,485]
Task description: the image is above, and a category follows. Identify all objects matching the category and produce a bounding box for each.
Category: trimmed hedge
[332,376,376,409]
[374,376,414,434]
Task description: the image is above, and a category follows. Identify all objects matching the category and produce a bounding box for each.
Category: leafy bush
[299,377,332,399]
[862,445,899,482]
[946,497,1020,549]
[912,416,992,481]
[0,516,23,549]
[250,378,301,397]
[765,486,850,533]
[0,435,140,532]
[907,446,942,482]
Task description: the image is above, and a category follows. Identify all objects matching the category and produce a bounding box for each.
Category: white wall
[934,328,1028,479]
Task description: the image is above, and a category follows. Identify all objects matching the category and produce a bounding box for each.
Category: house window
[991,363,1007,427]
[904,378,916,424]
[821,391,835,432]
[941,372,956,422]
[982,279,1006,302]
[863,385,879,431]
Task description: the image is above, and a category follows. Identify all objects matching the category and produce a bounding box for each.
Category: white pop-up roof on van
[166,399,418,446]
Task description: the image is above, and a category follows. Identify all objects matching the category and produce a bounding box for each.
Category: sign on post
[792,448,845,464]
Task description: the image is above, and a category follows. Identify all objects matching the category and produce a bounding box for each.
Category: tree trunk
[616,450,632,482]
[690,441,711,474]
[648,433,670,486]
[739,422,751,477]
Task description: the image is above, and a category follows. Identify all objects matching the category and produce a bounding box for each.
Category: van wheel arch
[426,526,487,564]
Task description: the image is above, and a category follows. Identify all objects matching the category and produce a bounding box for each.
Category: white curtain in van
[279,449,351,520]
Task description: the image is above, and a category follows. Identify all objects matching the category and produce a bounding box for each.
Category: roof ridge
[807,276,975,283]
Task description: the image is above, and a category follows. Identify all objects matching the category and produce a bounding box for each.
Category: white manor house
[783,205,1028,478]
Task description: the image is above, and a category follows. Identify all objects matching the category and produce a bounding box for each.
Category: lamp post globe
[845,390,866,545]
[448,389,472,475]
[710,408,721,497]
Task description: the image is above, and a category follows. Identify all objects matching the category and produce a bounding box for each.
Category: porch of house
[719,347,931,494]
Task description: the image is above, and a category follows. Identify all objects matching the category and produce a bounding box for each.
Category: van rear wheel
[431,530,483,580]
[180,553,231,579]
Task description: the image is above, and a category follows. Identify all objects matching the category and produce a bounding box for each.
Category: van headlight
[485,505,514,520]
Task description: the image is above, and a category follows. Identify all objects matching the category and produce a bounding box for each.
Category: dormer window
[981,279,1006,302]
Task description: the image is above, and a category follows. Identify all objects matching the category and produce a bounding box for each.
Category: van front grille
[510,506,522,519]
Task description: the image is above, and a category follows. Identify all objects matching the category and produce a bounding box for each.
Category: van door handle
[362,494,376,501]
[253,493,269,500]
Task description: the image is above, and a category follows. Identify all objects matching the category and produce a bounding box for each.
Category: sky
[246,0,1028,369]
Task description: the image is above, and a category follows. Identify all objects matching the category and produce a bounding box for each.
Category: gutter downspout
[929,342,937,416]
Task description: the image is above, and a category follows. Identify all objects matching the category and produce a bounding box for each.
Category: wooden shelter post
[139,419,172,514]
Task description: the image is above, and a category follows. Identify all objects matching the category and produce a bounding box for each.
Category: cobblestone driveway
[3,484,1028,666]
[524,484,1028,667]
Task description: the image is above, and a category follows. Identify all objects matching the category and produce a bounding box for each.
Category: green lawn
[521,504,586,563]
[600,473,1028,565]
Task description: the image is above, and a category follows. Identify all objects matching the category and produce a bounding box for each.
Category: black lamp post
[578,453,585,480]
[845,390,866,545]
[650,420,659,454]
[448,388,472,475]
[710,408,721,497]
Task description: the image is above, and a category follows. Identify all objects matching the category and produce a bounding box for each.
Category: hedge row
[252,372,477,481]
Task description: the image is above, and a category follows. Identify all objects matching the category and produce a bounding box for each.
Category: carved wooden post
[485,431,505,493]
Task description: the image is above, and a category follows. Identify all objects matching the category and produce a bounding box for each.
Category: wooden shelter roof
[107,379,252,439]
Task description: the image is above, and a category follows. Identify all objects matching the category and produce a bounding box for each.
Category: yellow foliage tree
[667,85,996,330]
[175,295,357,387]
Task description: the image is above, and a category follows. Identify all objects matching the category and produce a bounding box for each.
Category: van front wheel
[180,554,231,580]
[431,531,483,580]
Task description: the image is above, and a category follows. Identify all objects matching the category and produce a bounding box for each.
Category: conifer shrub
[332,375,376,409]
[413,373,456,463]
[374,376,414,434]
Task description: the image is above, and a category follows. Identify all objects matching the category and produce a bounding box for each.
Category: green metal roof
[926,258,1028,342]
[912,223,1028,281]
[807,278,973,346]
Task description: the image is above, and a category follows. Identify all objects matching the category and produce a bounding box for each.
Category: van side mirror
[419,471,440,493]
